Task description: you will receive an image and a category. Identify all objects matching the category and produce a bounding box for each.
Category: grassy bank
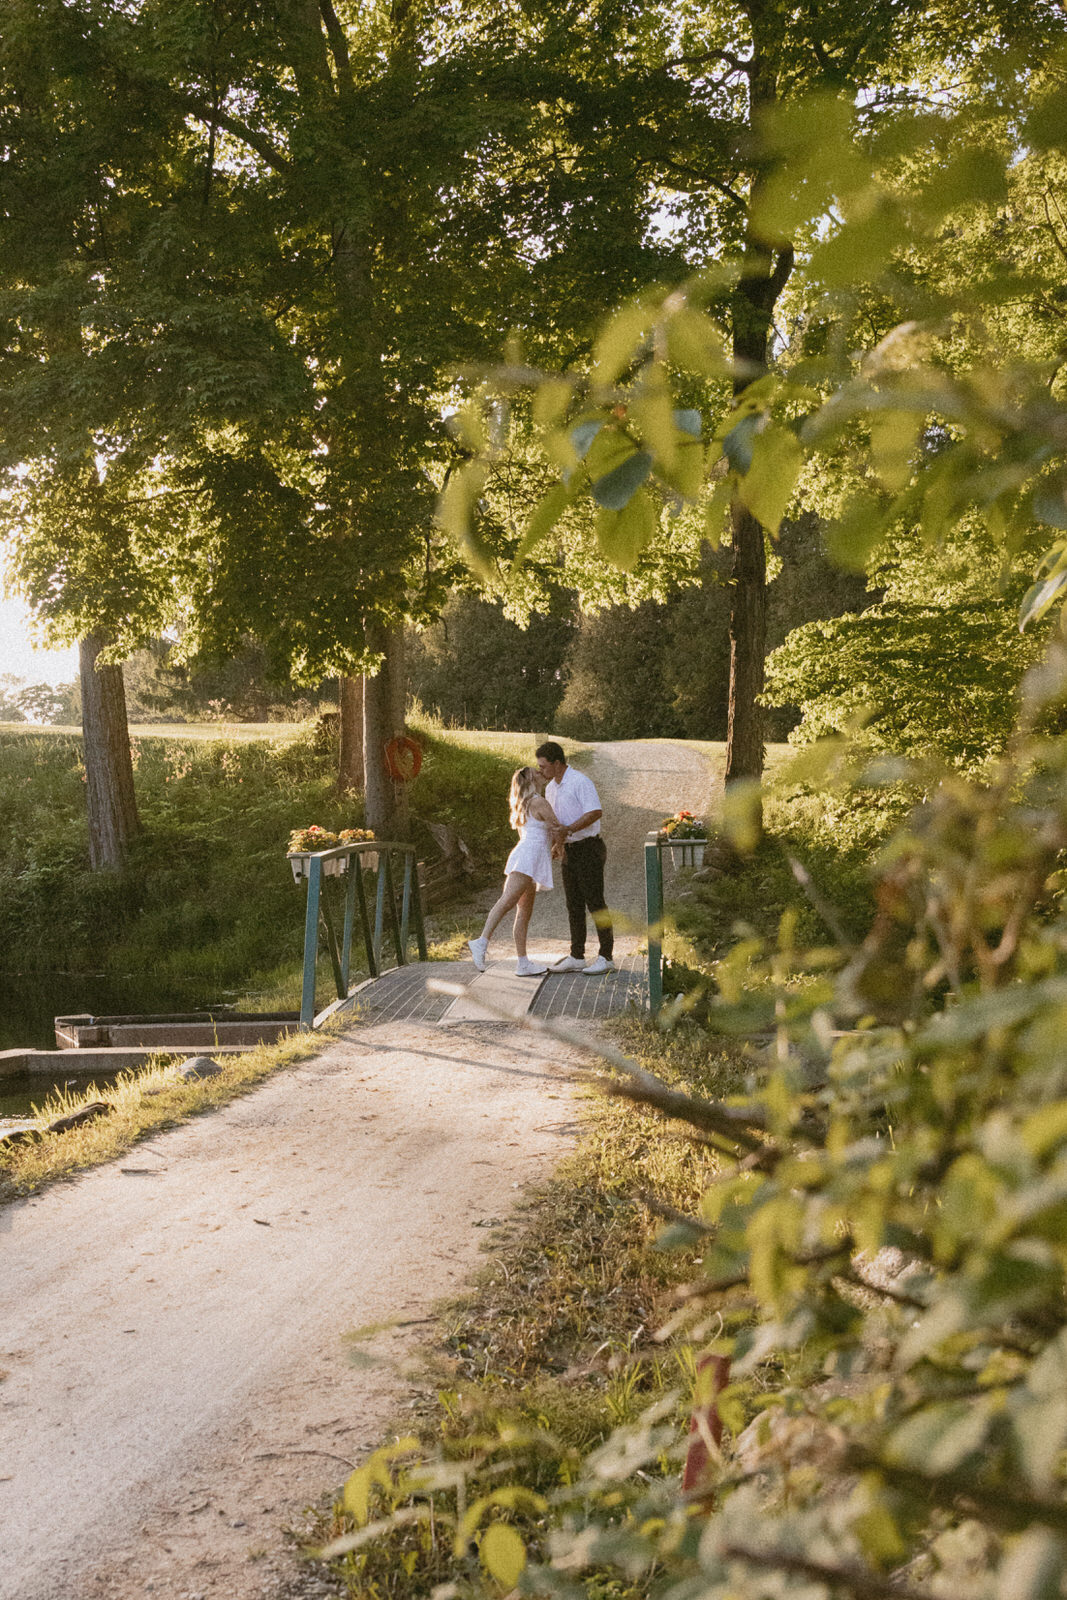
[0,1024,331,1203]
[308,1018,745,1598]
[0,718,586,1037]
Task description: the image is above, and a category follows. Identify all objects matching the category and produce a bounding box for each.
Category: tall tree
[442,0,1057,792]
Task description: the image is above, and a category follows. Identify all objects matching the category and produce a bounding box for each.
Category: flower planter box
[288,852,347,883]
[660,837,707,869]
[288,850,379,883]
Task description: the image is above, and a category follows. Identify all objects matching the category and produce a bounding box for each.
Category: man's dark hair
[536,741,566,766]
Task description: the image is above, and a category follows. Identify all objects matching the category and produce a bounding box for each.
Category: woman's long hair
[509,767,540,829]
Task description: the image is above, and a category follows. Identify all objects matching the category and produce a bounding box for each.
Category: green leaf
[480,1523,526,1589]
[886,1400,992,1474]
[812,201,902,289]
[674,409,702,438]
[513,480,578,566]
[1026,91,1067,152]
[664,306,729,376]
[723,413,761,475]
[825,493,888,572]
[631,381,679,471]
[703,478,733,548]
[1012,1395,1067,1489]
[915,145,1008,221]
[571,418,605,460]
[596,489,657,570]
[659,438,705,501]
[869,409,922,493]
[591,449,654,510]
[996,1530,1067,1600]
[750,94,866,239]
[591,302,651,386]
[738,424,803,535]
[1019,571,1067,631]
[533,377,574,433]
[436,462,494,580]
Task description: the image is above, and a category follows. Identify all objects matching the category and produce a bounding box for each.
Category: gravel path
[0,740,713,1600]
[2,1023,584,1600]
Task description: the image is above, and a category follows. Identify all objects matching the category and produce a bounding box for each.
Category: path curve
[0,740,713,1600]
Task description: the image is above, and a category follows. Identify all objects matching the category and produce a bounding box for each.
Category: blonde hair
[509,767,540,829]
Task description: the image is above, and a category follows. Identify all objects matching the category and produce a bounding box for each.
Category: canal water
[0,971,224,1122]
[0,972,223,1052]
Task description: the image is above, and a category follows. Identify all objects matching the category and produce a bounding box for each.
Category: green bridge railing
[289,841,427,1029]
[644,830,706,1015]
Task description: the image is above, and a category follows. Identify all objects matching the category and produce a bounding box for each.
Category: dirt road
[0,740,712,1600]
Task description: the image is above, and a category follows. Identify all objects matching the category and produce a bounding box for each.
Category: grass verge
[307,1016,746,1599]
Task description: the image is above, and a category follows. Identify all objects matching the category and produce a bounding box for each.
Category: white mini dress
[504,817,554,892]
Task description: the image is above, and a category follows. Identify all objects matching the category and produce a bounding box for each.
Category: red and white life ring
[384,735,423,782]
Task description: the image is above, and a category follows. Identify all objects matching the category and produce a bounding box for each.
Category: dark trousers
[562,836,613,959]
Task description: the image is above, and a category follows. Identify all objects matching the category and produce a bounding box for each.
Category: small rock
[47,1101,112,1135]
[178,1056,223,1081]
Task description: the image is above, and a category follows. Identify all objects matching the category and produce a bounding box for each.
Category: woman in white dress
[468,767,561,976]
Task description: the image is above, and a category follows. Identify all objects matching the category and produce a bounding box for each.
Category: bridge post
[300,854,323,1029]
[645,834,664,1015]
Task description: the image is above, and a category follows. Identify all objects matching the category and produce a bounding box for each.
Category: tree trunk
[386,625,409,836]
[363,627,395,837]
[338,675,365,792]
[724,223,794,791]
[362,626,408,837]
[79,632,140,871]
[725,498,768,783]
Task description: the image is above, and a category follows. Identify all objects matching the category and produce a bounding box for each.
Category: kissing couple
[467,742,615,978]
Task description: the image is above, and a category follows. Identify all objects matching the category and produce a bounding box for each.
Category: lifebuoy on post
[384,735,422,782]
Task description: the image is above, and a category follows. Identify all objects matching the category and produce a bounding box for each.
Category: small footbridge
[297,831,698,1029]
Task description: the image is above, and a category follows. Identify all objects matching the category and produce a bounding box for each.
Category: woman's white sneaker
[515,957,548,977]
[468,936,488,972]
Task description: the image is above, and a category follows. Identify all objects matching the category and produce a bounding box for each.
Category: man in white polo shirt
[536,741,614,975]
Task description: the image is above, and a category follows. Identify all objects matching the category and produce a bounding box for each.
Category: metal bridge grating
[347,963,458,1024]
[530,954,647,1020]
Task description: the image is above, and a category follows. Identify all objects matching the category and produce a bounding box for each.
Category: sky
[0,595,79,686]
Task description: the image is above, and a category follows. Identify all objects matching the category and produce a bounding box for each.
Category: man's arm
[562,808,602,837]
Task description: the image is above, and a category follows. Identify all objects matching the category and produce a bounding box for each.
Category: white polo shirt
[546,765,602,841]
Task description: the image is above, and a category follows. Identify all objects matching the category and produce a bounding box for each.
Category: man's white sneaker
[468,936,488,972]
[583,955,614,975]
[549,955,586,972]
[515,957,548,977]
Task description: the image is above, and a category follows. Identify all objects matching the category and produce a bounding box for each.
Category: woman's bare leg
[478,873,533,946]
[512,883,538,958]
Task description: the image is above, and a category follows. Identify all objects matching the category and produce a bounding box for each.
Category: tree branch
[719,1543,935,1600]
[169,91,290,174]
[662,159,747,213]
[661,48,752,77]
[318,0,356,102]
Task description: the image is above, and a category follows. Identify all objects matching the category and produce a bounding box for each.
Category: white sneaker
[468,936,488,972]
[549,955,586,972]
[583,955,614,975]
[515,957,548,977]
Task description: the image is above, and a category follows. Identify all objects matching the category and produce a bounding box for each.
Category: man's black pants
[562,836,613,960]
